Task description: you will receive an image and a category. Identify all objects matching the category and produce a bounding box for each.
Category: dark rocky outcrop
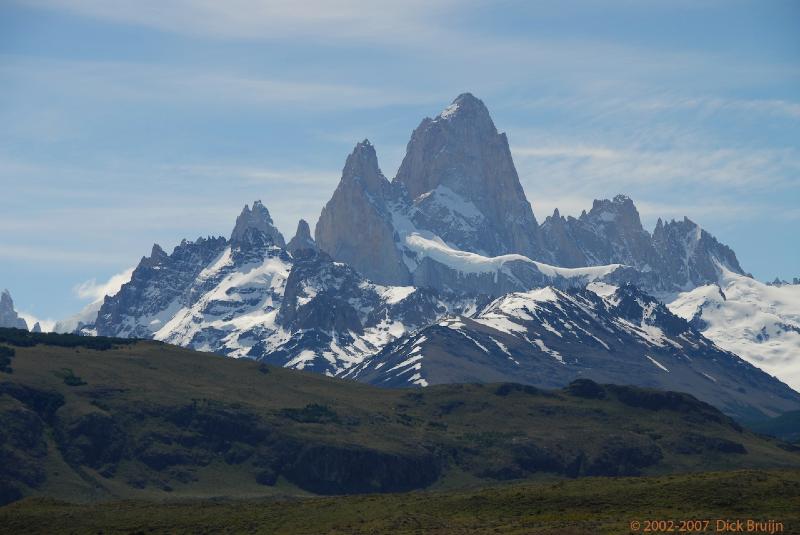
[284,444,440,494]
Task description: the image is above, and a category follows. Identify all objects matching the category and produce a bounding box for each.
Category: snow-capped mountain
[668,266,800,391]
[83,196,799,420]
[67,92,797,421]
[90,201,628,376]
[346,283,800,420]
[91,201,456,375]
[0,289,28,330]
[315,94,745,294]
[394,93,544,260]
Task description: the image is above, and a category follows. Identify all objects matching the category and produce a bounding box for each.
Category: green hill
[1,328,799,507]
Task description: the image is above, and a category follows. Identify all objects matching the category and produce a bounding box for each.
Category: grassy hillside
[2,470,799,534]
[1,328,799,506]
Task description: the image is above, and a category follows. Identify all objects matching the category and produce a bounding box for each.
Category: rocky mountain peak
[547,194,657,270]
[393,92,543,259]
[230,200,286,247]
[652,216,744,279]
[315,140,411,285]
[287,219,317,254]
[340,139,391,201]
[584,195,642,228]
[395,93,502,200]
[0,289,28,330]
[433,92,495,130]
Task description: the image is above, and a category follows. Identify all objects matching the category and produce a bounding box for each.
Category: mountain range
[11,93,799,422]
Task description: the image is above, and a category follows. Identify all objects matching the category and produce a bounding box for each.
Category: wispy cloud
[0,55,441,110]
[512,132,800,228]
[504,92,800,123]
[0,244,134,264]
[630,95,800,119]
[513,146,622,160]
[23,0,469,44]
[169,164,335,186]
[514,144,800,192]
[74,267,134,301]
[0,153,340,240]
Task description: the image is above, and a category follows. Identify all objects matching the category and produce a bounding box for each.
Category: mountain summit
[286,219,317,254]
[315,140,410,284]
[0,290,28,330]
[394,93,543,259]
[315,93,547,286]
[231,200,286,247]
[314,93,743,292]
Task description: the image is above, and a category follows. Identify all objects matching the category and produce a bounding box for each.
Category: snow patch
[532,338,565,364]
[668,265,800,390]
[646,355,670,372]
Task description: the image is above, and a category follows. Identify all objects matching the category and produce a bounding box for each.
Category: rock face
[315,140,411,285]
[540,195,745,290]
[541,195,658,269]
[315,95,546,287]
[652,216,744,289]
[263,249,452,375]
[230,200,286,248]
[96,202,289,340]
[394,93,543,259]
[0,290,28,330]
[94,238,229,339]
[286,219,317,255]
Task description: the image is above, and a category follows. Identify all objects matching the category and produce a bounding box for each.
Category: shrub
[280,403,339,424]
[54,368,87,387]
[0,345,14,373]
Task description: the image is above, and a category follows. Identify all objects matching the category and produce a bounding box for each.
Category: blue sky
[1,0,798,327]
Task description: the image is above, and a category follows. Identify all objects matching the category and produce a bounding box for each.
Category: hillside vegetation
[1,328,799,506]
[2,470,799,534]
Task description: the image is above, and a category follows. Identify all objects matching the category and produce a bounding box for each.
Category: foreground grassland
[2,469,799,535]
